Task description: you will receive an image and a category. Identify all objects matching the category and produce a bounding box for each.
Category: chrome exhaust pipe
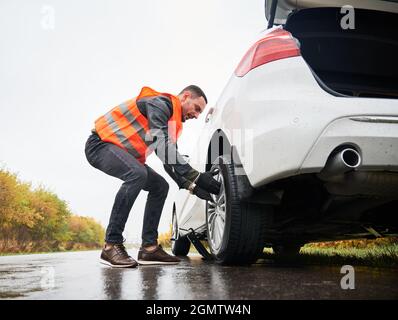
[318,148,361,181]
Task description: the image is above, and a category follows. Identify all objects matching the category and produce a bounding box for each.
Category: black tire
[206,155,267,265]
[171,205,190,256]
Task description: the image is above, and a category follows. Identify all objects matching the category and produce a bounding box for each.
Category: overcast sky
[0,0,265,243]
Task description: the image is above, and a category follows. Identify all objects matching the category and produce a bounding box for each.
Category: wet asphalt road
[0,250,397,300]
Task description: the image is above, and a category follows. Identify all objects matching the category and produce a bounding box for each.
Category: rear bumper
[300,115,398,173]
[241,113,398,188]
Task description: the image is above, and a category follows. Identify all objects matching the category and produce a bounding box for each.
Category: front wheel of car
[171,205,191,256]
[206,156,267,265]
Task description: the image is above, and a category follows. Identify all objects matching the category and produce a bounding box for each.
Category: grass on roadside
[261,244,398,268]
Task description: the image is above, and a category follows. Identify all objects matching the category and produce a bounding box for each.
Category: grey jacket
[137,96,198,188]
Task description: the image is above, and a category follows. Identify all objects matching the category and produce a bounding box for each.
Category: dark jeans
[84,132,169,246]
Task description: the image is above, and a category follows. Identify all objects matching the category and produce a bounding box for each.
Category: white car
[171,0,398,265]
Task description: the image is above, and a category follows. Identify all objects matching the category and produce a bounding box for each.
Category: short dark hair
[179,85,208,104]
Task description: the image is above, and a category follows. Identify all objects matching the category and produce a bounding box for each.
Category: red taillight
[234,28,301,77]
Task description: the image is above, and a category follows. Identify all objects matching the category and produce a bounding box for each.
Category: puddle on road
[0,264,48,299]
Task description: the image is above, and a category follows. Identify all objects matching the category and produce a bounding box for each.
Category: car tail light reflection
[234,28,301,77]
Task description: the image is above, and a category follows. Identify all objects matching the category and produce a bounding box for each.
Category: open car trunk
[284,7,398,98]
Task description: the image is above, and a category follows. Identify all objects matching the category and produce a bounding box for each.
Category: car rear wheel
[206,155,267,265]
[171,205,190,256]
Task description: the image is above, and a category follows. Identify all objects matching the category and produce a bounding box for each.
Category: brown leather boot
[137,245,181,265]
[100,243,138,268]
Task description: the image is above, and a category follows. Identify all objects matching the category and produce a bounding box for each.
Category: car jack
[187,229,213,261]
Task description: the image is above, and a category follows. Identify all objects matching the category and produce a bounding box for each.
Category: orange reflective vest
[94,87,183,164]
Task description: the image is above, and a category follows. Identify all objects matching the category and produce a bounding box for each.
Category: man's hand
[192,185,213,202]
[196,171,221,195]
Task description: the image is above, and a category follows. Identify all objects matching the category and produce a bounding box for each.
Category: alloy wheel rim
[207,169,226,253]
[172,210,178,241]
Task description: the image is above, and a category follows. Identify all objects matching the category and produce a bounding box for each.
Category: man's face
[180,91,207,122]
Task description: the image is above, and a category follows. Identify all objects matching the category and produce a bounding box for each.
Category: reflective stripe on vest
[94,87,183,164]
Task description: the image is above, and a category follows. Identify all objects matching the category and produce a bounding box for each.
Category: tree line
[0,168,105,253]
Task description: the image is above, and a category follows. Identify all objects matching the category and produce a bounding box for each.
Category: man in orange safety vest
[85,85,221,267]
